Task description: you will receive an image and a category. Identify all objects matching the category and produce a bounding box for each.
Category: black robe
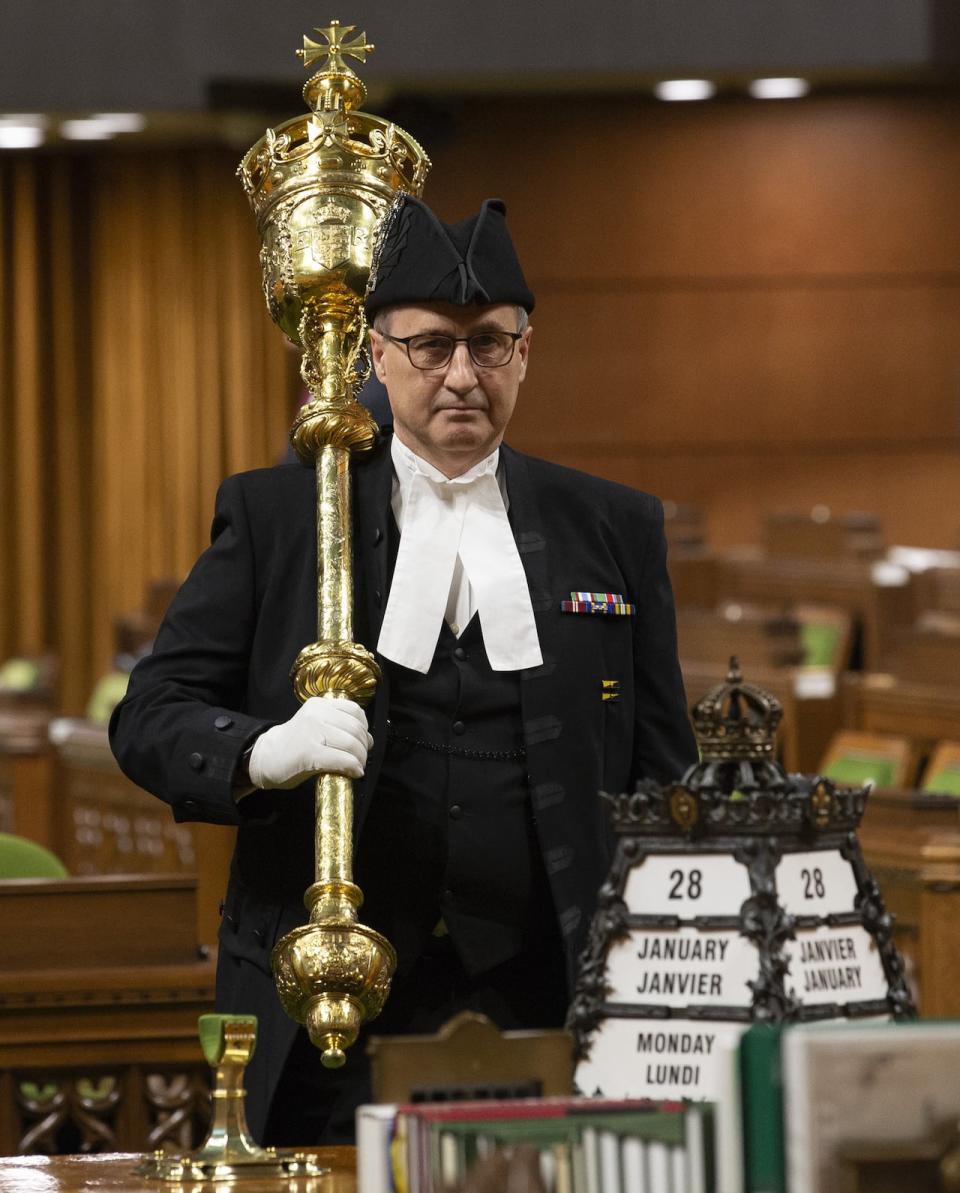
[109,432,696,1137]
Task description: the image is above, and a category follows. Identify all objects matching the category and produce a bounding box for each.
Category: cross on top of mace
[298,21,375,73]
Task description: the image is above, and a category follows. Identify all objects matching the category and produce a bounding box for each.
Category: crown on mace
[238,19,430,221]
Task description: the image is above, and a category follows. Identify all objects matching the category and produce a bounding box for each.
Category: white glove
[247,697,373,790]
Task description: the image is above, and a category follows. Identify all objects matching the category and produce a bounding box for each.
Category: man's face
[369,301,531,477]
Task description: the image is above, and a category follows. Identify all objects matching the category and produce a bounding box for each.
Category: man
[109,196,696,1145]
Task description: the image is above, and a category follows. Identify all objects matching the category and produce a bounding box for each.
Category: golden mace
[239,21,431,1066]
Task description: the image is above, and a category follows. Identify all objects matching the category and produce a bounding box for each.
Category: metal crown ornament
[238,22,431,1067]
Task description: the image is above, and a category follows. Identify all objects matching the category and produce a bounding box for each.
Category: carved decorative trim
[735,840,799,1022]
[10,1066,211,1156]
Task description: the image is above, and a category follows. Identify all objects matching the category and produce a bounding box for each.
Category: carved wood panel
[6,1065,210,1156]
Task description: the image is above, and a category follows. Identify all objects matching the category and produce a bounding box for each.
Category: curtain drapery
[0,148,294,713]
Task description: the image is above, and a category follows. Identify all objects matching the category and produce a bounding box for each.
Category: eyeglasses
[382,331,522,371]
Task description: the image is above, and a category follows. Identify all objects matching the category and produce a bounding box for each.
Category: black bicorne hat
[364,196,535,318]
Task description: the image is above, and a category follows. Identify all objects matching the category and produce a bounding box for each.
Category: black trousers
[262,931,569,1147]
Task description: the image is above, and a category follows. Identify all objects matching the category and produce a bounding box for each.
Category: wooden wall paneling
[49,161,89,716]
[222,193,252,480]
[511,285,960,448]
[430,97,960,281]
[6,96,960,707]
[528,446,960,551]
[11,161,44,655]
[89,165,125,695]
[236,187,261,476]
[168,157,201,581]
[424,93,960,558]
[0,162,14,663]
[184,156,208,574]
[152,162,178,581]
[116,163,149,633]
[257,264,295,471]
[235,201,265,478]
[195,163,226,550]
[0,167,6,655]
[139,162,172,611]
[0,149,280,706]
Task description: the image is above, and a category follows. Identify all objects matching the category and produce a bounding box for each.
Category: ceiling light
[749,77,810,100]
[654,79,716,102]
[0,123,45,149]
[61,118,116,141]
[60,113,147,141]
[90,112,147,134]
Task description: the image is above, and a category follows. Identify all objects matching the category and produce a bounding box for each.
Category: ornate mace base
[272,881,397,1068]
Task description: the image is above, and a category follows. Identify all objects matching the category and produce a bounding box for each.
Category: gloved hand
[247,697,373,790]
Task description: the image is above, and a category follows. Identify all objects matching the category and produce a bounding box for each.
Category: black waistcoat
[354,614,556,978]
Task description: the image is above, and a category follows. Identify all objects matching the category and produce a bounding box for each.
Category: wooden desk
[0,707,54,845]
[0,876,216,1156]
[0,1147,357,1191]
[859,792,960,1018]
[843,673,960,766]
[717,550,915,670]
[50,722,235,949]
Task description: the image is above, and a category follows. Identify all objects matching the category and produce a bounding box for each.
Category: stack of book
[357,1019,960,1191]
[357,1096,714,1193]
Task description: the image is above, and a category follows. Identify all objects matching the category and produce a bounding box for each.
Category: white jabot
[377,436,543,674]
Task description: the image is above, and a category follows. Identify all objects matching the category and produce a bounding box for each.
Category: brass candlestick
[239,21,430,1066]
[138,1015,324,1180]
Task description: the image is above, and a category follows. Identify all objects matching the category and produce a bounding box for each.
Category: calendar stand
[569,659,913,1100]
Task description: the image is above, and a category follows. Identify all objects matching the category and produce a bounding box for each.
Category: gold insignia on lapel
[601,679,620,702]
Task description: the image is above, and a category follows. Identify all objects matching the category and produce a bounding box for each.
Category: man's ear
[516,324,532,383]
[368,330,388,383]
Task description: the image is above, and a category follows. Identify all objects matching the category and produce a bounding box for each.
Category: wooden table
[0,1148,357,1191]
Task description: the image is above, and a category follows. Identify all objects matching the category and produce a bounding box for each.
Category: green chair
[85,670,130,726]
[922,743,960,798]
[795,605,852,672]
[0,832,68,879]
[819,731,912,790]
[800,620,843,669]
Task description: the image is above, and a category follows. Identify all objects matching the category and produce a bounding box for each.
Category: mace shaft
[315,439,355,905]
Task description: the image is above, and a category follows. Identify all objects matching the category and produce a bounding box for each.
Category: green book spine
[740,1024,786,1193]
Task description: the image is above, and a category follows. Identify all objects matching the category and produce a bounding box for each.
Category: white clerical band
[377,440,543,674]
